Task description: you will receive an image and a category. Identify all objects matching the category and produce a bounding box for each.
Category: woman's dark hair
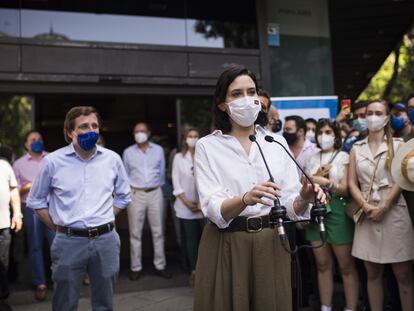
[315,119,342,150]
[258,89,271,111]
[213,65,260,133]
[305,118,317,127]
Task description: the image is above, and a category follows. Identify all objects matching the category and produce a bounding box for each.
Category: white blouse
[172,151,204,219]
[303,150,349,182]
[194,126,308,229]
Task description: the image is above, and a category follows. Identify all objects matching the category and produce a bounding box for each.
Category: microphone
[264,135,327,242]
[249,135,288,243]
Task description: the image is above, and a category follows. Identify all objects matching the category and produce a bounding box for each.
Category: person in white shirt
[303,119,358,311]
[122,122,170,280]
[172,127,205,287]
[193,65,326,311]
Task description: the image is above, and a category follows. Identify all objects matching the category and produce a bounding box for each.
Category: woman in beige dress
[348,99,414,311]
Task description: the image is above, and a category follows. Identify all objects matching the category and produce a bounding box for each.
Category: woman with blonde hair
[172,126,205,286]
[348,99,414,311]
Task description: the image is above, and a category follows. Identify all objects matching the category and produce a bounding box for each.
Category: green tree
[0,96,32,159]
[359,25,414,103]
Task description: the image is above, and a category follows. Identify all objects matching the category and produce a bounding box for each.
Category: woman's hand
[312,175,331,187]
[243,181,281,206]
[367,202,389,222]
[179,195,199,212]
[299,176,327,204]
[361,202,376,215]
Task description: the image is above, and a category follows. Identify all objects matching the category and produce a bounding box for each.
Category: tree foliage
[0,96,32,159]
[359,25,414,103]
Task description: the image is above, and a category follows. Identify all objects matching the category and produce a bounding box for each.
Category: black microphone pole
[264,135,327,242]
[248,135,288,245]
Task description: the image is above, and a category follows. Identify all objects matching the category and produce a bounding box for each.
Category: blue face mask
[77,132,99,151]
[390,115,405,132]
[342,136,357,153]
[353,118,367,133]
[30,140,44,153]
[409,109,414,124]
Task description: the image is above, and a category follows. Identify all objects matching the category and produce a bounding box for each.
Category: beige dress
[352,138,414,263]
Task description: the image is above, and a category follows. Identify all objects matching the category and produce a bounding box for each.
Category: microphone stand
[250,134,328,311]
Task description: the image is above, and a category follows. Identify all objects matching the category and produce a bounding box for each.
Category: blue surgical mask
[77,132,99,151]
[408,109,414,124]
[30,140,44,153]
[342,136,357,153]
[353,118,367,133]
[390,115,405,132]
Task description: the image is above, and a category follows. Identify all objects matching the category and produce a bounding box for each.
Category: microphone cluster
[249,134,327,253]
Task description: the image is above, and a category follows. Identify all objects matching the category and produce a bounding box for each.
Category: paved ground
[10,286,194,311]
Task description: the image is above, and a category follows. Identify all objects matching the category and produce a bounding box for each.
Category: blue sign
[271,96,338,121]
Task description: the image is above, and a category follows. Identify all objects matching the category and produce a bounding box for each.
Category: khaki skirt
[194,223,292,311]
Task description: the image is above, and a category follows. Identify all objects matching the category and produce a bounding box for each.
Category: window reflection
[21,9,187,46]
[0,8,20,37]
[1,5,258,49]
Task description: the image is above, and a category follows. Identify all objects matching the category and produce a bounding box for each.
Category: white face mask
[306,130,316,143]
[134,132,148,144]
[226,96,261,127]
[317,134,335,150]
[186,137,198,148]
[366,115,388,132]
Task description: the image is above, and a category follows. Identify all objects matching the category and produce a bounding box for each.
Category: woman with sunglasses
[303,119,358,311]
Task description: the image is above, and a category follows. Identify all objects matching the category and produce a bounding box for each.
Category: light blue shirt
[27,144,131,228]
[122,142,165,188]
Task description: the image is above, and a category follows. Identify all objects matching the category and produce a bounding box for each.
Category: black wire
[295,251,303,311]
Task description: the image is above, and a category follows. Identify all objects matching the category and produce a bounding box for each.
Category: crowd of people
[0,66,414,311]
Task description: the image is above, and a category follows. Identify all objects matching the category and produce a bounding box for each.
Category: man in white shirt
[123,122,170,280]
[283,115,319,172]
[0,159,22,308]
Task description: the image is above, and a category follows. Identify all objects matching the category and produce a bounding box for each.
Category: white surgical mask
[134,132,148,144]
[306,130,316,143]
[317,134,335,150]
[186,137,198,148]
[226,96,261,127]
[366,115,388,132]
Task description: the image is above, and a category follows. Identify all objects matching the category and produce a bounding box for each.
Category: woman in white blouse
[193,65,326,311]
[172,127,205,285]
[303,119,358,311]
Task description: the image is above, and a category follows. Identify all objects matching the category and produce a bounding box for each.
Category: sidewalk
[11,287,194,311]
[7,264,193,311]
[6,259,193,311]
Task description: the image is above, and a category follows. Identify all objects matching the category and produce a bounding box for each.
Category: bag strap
[365,154,382,202]
[328,150,340,165]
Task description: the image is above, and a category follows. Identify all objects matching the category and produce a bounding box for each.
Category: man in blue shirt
[27,106,131,311]
[123,122,170,280]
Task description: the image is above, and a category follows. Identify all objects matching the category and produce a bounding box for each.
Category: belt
[218,216,271,233]
[132,187,159,193]
[56,222,114,239]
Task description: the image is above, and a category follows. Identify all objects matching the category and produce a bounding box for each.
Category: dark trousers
[0,229,11,300]
[23,205,55,285]
[180,218,206,271]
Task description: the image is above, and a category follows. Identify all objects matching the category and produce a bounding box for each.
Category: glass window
[266,0,334,96]
[20,9,187,46]
[0,8,19,37]
[1,0,258,49]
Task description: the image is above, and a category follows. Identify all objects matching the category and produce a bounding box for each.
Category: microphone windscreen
[249,135,256,142]
[264,135,274,142]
